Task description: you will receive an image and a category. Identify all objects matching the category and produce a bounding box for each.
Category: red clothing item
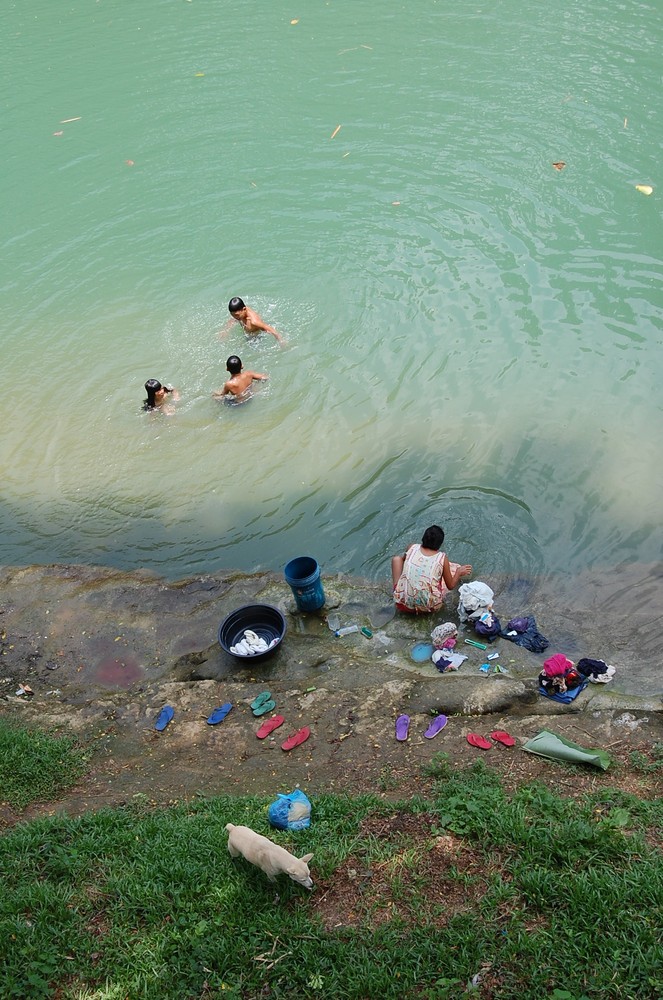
[543,653,574,677]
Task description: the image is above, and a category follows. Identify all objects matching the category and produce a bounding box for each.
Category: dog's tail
[225,823,235,832]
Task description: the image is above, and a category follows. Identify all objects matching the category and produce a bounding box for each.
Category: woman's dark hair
[228,297,245,314]
[144,378,162,408]
[421,525,445,550]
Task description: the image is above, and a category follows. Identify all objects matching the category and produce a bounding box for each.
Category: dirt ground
[2,675,661,829]
[1,563,661,826]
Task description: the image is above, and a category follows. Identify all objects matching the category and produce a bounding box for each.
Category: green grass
[0,719,88,809]
[0,761,661,999]
[629,741,663,774]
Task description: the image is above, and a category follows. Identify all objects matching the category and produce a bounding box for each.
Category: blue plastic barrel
[284,556,325,612]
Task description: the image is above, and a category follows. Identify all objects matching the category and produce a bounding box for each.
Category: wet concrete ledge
[0,562,660,721]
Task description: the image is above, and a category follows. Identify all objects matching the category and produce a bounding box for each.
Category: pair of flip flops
[255,714,310,751]
[395,714,448,741]
[251,690,276,717]
[467,730,516,749]
[155,702,234,731]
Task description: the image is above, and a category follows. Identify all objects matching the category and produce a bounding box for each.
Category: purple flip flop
[395,714,410,741]
[424,714,448,739]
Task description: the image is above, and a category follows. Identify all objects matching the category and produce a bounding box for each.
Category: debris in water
[330,124,342,140]
[635,184,653,196]
[552,161,566,171]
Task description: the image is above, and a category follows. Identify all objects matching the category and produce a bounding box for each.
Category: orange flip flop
[490,730,516,746]
[256,714,285,739]
[467,733,492,750]
[281,726,311,751]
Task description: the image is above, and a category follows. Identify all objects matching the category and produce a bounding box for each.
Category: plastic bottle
[327,613,340,632]
[335,625,359,637]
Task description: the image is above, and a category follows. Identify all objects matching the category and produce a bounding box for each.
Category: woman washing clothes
[391,525,472,614]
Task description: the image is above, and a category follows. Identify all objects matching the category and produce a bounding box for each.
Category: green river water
[2,1,662,606]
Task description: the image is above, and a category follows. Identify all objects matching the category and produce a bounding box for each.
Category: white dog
[225,823,314,889]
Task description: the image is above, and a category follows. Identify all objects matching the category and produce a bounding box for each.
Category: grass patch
[0,765,661,999]
[0,719,87,810]
[629,741,663,773]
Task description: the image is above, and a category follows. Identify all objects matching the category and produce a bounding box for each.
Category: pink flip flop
[281,726,310,751]
[467,733,492,750]
[256,715,285,739]
[424,714,448,739]
[395,714,410,741]
[490,730,516,747]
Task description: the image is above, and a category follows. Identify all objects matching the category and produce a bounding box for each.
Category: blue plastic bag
[268,789,312,831]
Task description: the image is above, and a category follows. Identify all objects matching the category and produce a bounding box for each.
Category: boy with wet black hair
[213,355,268,401]
[227,297,284,344]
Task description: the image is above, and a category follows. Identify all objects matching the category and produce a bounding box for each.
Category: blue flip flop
[155,705,174,731]
[207,702,233,725]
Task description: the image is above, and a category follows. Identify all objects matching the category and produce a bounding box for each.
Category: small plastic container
[335,625,359,637]
[479,662,491,674]
[465,638,488,650]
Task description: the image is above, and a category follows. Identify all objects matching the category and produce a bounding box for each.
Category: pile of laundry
[458,581,550,653]
[230,629,279,656]
[539,653,616,703]
[429,622,467,672]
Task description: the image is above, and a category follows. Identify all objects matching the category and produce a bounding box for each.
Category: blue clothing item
[538,681,588,704]
[500,614,549,653]
[576,657,608,678]
[474,613,501,639]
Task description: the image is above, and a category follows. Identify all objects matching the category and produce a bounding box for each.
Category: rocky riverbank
[1,563,660,823]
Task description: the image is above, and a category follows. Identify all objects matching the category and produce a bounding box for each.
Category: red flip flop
[490,730,516,746]
[467,733,492,750]
[281,726,311,751]
[256,714,285,739]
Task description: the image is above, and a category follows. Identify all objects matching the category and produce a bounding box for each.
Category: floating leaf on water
[635,184,653,196]
[552,161,566,171]
[291,19,299,25]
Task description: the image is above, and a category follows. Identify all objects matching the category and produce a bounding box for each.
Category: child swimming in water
[213,356,268,402]
[226,297,284,345]
[143,379,179,413]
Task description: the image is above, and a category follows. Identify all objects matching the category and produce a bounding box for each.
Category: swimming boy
[227,297,284,344]
[213,356,268,401]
